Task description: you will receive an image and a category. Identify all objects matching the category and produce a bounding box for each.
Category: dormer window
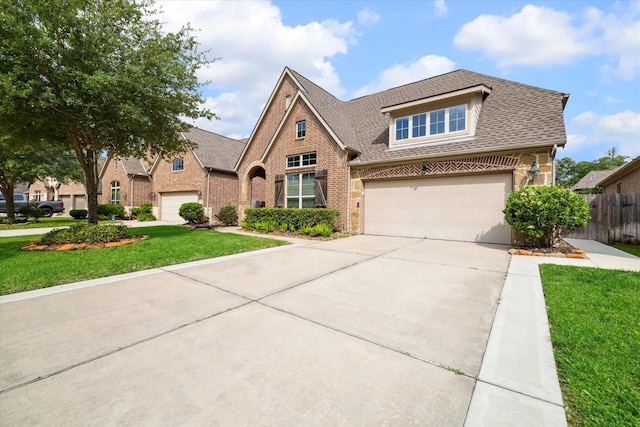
[383,84,490,149]
[296,120,306,139]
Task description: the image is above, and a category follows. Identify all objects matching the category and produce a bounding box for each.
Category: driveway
[0,235,510,426]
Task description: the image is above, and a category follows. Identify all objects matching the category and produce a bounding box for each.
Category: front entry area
[363,173,513,244]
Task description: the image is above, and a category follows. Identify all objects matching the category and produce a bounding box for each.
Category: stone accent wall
[349,150,554,233]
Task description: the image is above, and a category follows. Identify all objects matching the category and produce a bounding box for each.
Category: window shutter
[315,169,327,208]
[274,174,285,207]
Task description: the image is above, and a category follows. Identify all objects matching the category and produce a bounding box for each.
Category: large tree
[0,0,214,223]
[0,134,84,221]
[556,148,629,190]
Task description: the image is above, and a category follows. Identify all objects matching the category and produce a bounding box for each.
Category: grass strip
[0,226,286,295]
[611,244,640,258]
[540,264,640,426]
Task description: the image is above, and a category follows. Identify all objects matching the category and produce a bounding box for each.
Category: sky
[156,0,640,162]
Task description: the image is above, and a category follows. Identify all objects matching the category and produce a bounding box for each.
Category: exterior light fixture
[528,161,540,182]
[197,190,202,198]
[149,192,156,201]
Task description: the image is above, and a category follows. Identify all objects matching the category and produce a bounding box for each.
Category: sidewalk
[465,238,639,426]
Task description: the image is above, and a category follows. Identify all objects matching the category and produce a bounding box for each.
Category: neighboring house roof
[243,67,569,167]
[182,127,246,173]
[571,170,615,191]
[14,183,29,194]
[598,156,640,187]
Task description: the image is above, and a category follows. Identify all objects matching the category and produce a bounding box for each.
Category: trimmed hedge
[179,202,205,224]
[98,204,125,219]
[242,208,339,235]
[131,203,156,221]
[39,223,130,245]
[216,204,238,226]
[69,209,88,219]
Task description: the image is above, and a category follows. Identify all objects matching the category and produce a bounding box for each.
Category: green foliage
[97,204,125,219]
[130,203,155,221]
[1,0,214,224]
[541,265,640,426]
[178,202,204,224]
[243,208,338,235]
[16,203,43,222]
[556,148,629,189]
[39,224,129,245]
[215,204,238,226]
[136,213,156,221]
[504,185,590,247]
[69,209,88,220]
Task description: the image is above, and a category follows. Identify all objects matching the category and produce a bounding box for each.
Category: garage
[363,173,513,244]
[160,191,198,222]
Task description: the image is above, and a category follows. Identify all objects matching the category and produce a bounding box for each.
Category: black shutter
[274,174,285,207]
[315,169,327,208]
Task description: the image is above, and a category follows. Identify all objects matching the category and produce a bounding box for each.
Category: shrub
[504,185,590,247]
[215,204,238,226]
[178,202,204,224]
[130,203,153,217]
[309,223,334,237]
[242,208,339,234]
[39,224,129,245]
[69,209,88,220]
[17,203,43,221]
[98,204,125,219]
[136,212,156,221]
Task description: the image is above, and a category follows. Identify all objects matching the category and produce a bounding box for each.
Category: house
[571,170,615,193]
[99,156,153,213]
[235,68,569,244]
[598,156,640,194]
[148,128,245,221]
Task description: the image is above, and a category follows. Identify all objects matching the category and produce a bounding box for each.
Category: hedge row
[98,204,125,218]
[242,208,339,235]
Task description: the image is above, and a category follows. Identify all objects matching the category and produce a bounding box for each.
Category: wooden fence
[567,193,640,244]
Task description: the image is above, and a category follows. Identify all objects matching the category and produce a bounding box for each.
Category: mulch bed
[22,235,148,251]
[509,240,588,258]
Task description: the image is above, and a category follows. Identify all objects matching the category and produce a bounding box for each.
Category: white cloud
[453,5,593,67]
[434,0,447,18]
[353,55,456,97]
[358,8,380,26]
[566,110,640,159]
[156,1,357,137]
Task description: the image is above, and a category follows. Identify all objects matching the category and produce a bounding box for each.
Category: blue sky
[157,0,640,162]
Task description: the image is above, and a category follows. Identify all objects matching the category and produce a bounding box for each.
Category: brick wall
[602,167,640,193]
[206,171,239,220]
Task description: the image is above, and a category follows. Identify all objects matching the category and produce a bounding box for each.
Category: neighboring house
[598,156,640,194]
[571,170,615,193]
[235,67,569,244]
[145,128,245,222]
[100,156,153,213]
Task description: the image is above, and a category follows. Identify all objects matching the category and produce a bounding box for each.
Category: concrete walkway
[1,231,638,425]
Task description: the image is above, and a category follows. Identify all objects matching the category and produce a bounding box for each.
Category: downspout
[206,168,211,219]
[129,175,134,211]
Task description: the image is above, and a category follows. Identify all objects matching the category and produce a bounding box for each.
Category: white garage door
[160,192,198,222]
[364,173,512,244]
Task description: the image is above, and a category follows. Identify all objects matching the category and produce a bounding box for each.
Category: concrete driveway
[0,235,510,426]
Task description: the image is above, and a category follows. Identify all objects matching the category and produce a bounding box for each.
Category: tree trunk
[2,182,16,222]
[69,129,100,224]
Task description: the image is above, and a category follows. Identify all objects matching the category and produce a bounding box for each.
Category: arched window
[110,181,120,204]
[172,159,184,171]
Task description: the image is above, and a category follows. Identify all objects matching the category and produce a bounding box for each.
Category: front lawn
[540,265,640,426]
[0,226,286,295]
[611,244,640,258]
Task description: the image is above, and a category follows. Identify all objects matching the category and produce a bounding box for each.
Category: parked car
[0,193,65,217]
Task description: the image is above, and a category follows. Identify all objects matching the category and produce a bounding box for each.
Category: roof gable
[182,127,245,173]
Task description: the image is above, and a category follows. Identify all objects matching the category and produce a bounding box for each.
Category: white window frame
[172,159,184,172]
[286,172,315,208]
[393,104,467,144]
[296,120,306,139]
[110,181,120,205]
[286,152,316,169]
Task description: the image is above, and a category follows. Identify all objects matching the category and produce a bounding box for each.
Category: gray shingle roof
[571,170,615,191]
[121,157,148,176]
[288,68,568,164]
[182,127,246,172]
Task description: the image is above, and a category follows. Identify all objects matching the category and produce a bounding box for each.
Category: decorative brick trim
[358,156,519,180]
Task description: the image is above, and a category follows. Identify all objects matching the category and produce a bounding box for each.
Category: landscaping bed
[508,240,588,258]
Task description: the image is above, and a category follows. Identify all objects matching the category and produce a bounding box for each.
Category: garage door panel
[160,192,198,222]
[364,174,512,244]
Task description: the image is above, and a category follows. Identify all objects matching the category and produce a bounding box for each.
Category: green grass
[540,265,640,426]
[0,217,115,230]
[611,244,640,258]
[0,226,286,295]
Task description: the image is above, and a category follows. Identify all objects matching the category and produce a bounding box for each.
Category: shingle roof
[288,68,568,164]
[182,127,246,172]
[121,157,148,176]
[571,170,615,191]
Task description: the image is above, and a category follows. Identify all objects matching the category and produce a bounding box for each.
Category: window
[286,152,316,168]
[296,120,306,138]
[412,114,426,138]
[617,183,622,193]
[172,159,184,171]
[33,190,42,201]
[286,172,315,208]
[396,118,409,140]
[394,105,467,143]
[110,181,120,204]
[114,159,118,170]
